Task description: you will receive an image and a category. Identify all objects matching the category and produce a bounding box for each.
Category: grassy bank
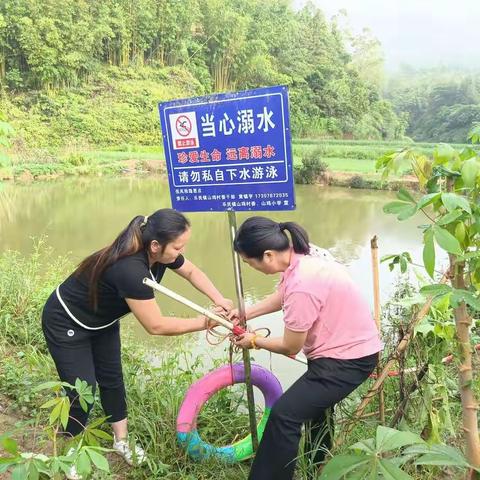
[4,138,474,190]
[293,138,474,189]
[0,243,478,479]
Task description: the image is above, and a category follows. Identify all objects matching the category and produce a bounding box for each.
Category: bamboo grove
[0,0,406,140]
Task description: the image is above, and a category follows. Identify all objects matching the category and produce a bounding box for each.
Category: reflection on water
[0,178,424,385]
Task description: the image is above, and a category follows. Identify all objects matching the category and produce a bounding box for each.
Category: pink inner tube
[177,363,281,431]
[176,363,283,462]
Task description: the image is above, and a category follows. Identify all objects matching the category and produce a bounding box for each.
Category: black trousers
[249,353,378,480]
[42,293,127,436]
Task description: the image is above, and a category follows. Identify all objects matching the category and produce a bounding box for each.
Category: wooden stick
[389,362,429,428]
[143,278,236,330]
[370,235,385,425]
[338,396,444,426]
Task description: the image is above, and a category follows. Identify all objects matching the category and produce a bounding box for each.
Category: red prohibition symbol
[176,115,192,137]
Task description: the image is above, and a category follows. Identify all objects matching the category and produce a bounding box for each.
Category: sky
[294,0,480,72]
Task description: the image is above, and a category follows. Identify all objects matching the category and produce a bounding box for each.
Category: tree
[387,69,480,142]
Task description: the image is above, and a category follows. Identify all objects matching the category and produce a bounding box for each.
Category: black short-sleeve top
[55,250,185,330]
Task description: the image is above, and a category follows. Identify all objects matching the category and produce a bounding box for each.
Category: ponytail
[75,209,190,309]
[278,221,310,255]
[234,216,309,259]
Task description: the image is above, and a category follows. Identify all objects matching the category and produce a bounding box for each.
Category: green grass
[292,139,476,181]
[310,156,377,174]
[292,138,471,150]
[85,150,164,163]
[293,138,473,165]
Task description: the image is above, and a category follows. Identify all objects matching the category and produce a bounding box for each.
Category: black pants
[42,293,127,436]
[249,353,378,480]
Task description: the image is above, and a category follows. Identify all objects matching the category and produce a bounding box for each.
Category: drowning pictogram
[176,115,192,137]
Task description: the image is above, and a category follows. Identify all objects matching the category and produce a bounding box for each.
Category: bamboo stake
[370,236,385,425]
[336,271,450,447]
[448,255,480,477]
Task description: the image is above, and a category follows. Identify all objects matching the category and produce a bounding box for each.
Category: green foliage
[469,122,480,144]
[1,0,405,145]
[294,147,329,184]
[0,239,70,348]
[62,153,90,166]
[380,137,480,279]
[0,379,111,479]
[387,69,480,143]
[320,425,475,479]
[381,251,412,273]
[378,130,480,471]
[2,66,202,148]
[348,174,365,189]
[0,114,15,168]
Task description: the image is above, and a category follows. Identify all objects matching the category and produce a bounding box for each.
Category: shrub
[0,239,70,349]
[348,174,365,189]
[294,148,329,184]
[63,153,89,166]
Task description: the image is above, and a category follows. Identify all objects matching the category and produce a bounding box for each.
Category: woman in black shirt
[42,208,231,477]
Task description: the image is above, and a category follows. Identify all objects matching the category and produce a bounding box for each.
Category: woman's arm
[173,259,233,311]
[227,290,282,323]
[245,290,282,320]
[126,297,208,336]
[234,328,307,356]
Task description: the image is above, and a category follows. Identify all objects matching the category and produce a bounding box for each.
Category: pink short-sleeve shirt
[278,252,383,360]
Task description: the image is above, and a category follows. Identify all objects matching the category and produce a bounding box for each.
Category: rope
[205,318,271,349]
[204,313,271,384]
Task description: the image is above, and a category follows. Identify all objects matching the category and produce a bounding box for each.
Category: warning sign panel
[168,111,199,149]
[159,85,295,212]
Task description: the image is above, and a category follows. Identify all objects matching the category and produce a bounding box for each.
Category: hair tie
[141,215,149,228]
[278,222,286,231]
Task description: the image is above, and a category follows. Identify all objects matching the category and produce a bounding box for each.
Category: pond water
[0,177,425,387]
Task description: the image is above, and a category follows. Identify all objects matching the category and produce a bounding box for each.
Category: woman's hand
[226,308,250,325]
[197,314,219,330]
[233,332,257,349]
[214,297,234,313]
[226,308,241,326]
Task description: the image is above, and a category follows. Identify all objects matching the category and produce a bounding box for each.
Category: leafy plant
[0,113,15,169]
[294,148,329,184]
[320,426,476,479]
[348,174,365,189]
[0,239,70,348]
[0,379,111,479]
[378,127,480,473]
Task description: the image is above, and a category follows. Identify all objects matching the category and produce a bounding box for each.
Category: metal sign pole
[227,210,259,452]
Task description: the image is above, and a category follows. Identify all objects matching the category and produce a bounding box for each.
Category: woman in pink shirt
[232,216,382,480]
